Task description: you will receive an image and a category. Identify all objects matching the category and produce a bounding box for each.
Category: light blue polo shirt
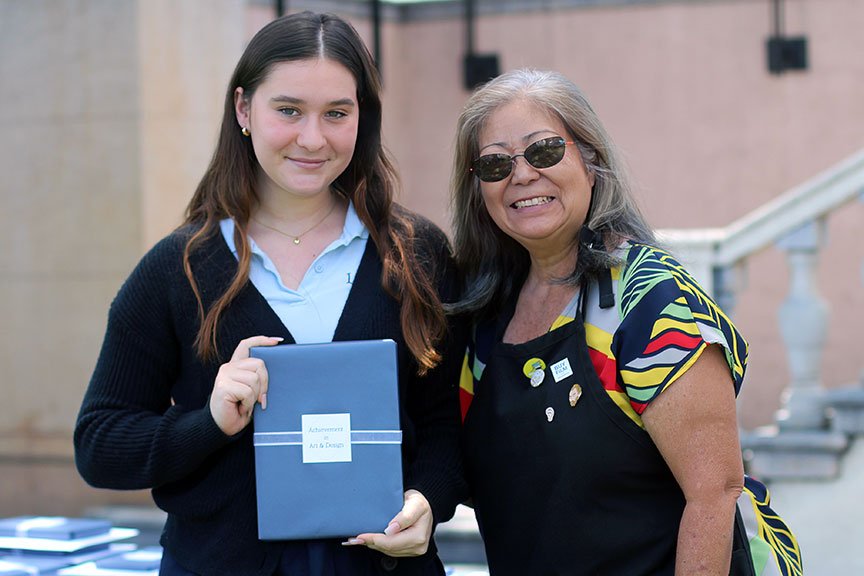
[220,202,369,344]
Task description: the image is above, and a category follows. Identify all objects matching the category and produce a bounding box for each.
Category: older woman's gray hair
[449,68,654,316]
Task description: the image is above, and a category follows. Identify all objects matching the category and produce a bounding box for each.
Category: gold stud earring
[241,126,250,137]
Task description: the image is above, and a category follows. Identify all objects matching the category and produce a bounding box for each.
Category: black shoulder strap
[598,267,614,310]
[578,225,614,310]
[729,505,756,576]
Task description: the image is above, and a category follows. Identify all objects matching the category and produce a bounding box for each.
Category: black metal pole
[772,0,784,37]
[275,0,285,17]
[466,0,475,55]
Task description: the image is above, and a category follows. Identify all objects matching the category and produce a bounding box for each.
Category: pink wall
[284,0,864,428]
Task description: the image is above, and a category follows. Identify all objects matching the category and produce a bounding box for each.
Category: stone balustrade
[659,150,864,482]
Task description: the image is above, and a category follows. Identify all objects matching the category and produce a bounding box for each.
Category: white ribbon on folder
[253,430,403,446]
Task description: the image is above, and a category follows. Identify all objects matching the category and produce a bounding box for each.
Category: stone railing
[657,147,864,481]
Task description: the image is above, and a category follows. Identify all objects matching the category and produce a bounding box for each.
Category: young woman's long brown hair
[182,12,444,374]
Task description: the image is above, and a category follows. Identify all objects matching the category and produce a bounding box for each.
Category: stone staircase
[762,420,864,573]
[743,374,864,482]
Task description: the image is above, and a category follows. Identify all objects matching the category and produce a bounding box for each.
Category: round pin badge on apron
[522,358,547,387]
[531,369,545,387]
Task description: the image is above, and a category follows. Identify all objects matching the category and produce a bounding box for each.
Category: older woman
[450,69,800,576]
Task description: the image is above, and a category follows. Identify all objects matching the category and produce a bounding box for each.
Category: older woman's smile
[512,195,555,209]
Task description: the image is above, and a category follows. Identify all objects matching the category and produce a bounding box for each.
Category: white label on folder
[302,413,352,463]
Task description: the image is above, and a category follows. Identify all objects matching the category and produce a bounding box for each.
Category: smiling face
[234,58,359,204]
[476,98,595,256]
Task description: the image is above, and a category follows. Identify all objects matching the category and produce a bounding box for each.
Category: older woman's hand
[210,335,282,436]
[343,489,434,557]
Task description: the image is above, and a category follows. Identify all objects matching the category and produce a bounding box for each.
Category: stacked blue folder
[0,518,113,541]
[0,516,142,575]
[58,546,162,575]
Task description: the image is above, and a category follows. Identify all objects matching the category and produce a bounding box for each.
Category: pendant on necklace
[253,198,339,247]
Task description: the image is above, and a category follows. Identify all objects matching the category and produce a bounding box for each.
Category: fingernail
[261,393,268,410]
[384,522,399,536]
[342,538,364,546]
[272,337,284,342]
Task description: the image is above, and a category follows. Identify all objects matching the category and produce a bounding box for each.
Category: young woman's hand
[343,489,434,557]
[210,335,282,436]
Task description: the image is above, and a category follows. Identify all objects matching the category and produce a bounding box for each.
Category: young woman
[75,12,467,575]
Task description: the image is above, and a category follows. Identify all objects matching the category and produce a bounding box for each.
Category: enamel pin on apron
[523,358,547,387]
[545,407,555,422]
[568,384,583,407]
[550,358,573,382]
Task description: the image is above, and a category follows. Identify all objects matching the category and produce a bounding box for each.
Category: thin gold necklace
[253,201,338,245]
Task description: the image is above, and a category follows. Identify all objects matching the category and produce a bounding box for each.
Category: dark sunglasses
[470,136,575,182]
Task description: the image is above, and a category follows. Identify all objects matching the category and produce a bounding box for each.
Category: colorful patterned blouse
[459,241,748,426]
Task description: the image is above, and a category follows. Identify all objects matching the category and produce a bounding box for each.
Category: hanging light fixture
[463,0,499,90]
[766,0,808,74]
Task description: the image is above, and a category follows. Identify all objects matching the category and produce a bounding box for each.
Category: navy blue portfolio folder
[251,339,403,540]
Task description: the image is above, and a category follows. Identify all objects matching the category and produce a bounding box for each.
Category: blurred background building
[1,0,863,571]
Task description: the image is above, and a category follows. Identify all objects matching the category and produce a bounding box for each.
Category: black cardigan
[74,217,468,575]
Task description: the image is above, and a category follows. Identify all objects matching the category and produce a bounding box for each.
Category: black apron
[463,282,685,576]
